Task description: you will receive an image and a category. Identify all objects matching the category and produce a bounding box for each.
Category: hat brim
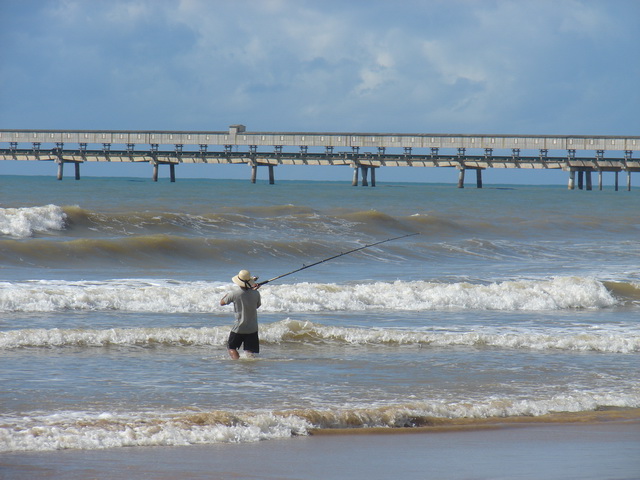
[232,275,257,288]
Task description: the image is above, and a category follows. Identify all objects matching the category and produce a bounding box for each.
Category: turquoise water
[0,176,639,451]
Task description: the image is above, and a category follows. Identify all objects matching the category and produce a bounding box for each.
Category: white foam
[0,279,226,313]
[267,277,618,311]
[1,391,638,452]
[2,320,638,353]
[0,205,67,237]
[0,276,619,313]
[0,326,228,349]
[0,410,312,452]
[261,319,640,353]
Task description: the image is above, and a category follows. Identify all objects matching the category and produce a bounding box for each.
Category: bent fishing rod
[256,232,419,287]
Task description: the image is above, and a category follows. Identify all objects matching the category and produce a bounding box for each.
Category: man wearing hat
[220,269,262,359]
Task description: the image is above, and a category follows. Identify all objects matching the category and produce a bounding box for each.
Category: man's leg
[227,332,241,360]
[244,333,260,358]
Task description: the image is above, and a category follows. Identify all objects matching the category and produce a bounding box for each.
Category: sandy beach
[2,420,639,480]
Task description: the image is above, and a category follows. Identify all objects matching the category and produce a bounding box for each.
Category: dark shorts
[227,331,260,353]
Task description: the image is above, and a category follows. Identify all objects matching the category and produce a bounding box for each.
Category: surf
[2,397,639,453]
[0,276,621,313]
[0,204,67,238]
[2,319,638,353]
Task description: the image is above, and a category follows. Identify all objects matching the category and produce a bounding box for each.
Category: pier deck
[1,126,638,190]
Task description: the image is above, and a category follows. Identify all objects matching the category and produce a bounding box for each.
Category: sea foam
[2,319,638,353]
[0,205,67,237]
[0,276,619,313]
[2,392,638,452]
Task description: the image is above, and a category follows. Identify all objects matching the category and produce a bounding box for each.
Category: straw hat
[232,269,258,288]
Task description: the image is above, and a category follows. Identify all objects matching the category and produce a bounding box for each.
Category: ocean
[1,175,639,453]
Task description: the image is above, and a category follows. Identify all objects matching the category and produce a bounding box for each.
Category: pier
[1,126,638,190]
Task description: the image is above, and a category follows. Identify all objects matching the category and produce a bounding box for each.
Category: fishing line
[257,232,419,286]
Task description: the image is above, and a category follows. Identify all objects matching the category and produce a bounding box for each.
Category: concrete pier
[456,167,484,188]
[1,126,638,189]
[457,168,465,188]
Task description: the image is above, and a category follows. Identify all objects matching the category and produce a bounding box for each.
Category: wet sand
[2,420,639,480]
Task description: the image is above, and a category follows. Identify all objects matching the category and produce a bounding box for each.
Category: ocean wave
[604,280,640,303]
[0,410,310,452]
[4,204,458,241]
[0,276,620,314]
[0,235,330,267]
[0,279,225,312]
[61,204,364,238]
[0,326,228,349]
[2,319,638,353]
[2,394,638,452]
[263,319,640,353]
[267,277,619,311]
[0,205,67,238]
[62,205,241,236]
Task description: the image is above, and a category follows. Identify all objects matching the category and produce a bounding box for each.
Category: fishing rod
[257,232,419,286]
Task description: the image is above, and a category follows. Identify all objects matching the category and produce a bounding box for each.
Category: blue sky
[1,0,638,185]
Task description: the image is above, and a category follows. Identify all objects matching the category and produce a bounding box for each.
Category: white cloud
[558,1,610,35]
[421,40,488,86]
[0,0,637,135]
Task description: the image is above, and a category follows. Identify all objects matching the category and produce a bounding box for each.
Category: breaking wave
[2,394,638,452]
[2,319,638,353]
[0,276,622,314]
[0,205,67,238]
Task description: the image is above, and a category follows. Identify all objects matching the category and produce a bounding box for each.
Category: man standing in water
[220,269,261,359]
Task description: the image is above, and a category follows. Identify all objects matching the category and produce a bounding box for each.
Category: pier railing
[1,126,638,190]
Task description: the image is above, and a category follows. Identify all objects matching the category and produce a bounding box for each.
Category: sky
[1,0,638,185]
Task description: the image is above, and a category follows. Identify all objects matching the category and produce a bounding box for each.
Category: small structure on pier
[1,126,638,190]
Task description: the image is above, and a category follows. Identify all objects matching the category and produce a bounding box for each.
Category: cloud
[0,0,637,136]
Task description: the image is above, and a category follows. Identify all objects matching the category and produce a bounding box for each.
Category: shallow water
[1,176,638,451]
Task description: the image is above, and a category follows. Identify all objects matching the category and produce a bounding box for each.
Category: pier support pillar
[152,163,159,182]
[627,171,632,191]
[476,169,483,189]
[615,171,619,191]
[568,170,575,190]
[360,166,369,187]
[457,168,465,188]
[577,171,584,190]
[370,167,376,187]
[598,170,603,190]
[56,161,63,181]
[585,170,592,191]
[74,162,81,180]
[247,164,275,184]
[170,164,176,183]
[352,167,359,186]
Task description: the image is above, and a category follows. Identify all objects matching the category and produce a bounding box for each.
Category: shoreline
[3,410,640,480]
[2,419,639,480]
[309,407,640,436]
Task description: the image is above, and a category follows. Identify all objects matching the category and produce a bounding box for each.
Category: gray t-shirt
[222,286,261,334]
